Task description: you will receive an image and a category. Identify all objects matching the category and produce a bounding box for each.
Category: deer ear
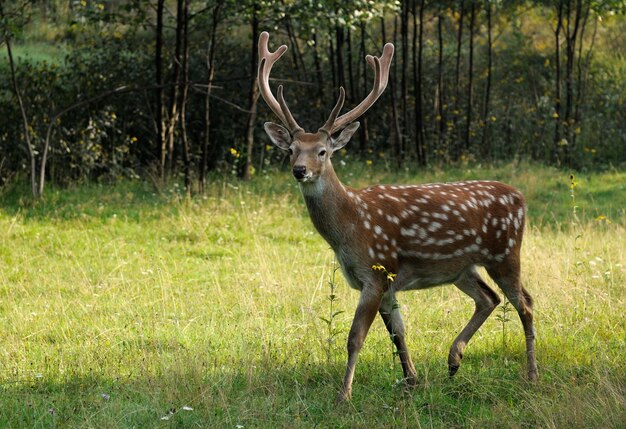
[264,122,291,150]
[332,122,360,152]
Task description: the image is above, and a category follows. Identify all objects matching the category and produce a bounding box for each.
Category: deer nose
[292,165,307,180]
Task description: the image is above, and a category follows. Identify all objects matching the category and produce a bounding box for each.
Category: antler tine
[277,85,304,135]
[258,31,302,134]
[319,87,346,135]
[330,43,394,134]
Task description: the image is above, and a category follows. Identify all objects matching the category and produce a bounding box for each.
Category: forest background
[1,0,625,199]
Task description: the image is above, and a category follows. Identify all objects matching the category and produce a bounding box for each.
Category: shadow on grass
[3,350,624,428]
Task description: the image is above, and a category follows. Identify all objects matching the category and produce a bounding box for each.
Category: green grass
[0,42,67,66]
[0,163,625,428]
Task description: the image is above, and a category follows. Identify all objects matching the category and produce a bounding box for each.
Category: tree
[1,1,39,197]
[199,1,224,193]
[243,1,261,181]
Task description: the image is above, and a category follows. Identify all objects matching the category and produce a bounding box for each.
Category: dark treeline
[0,0,625,198]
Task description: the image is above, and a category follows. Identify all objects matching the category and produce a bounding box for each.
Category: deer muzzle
[292,165,307,181]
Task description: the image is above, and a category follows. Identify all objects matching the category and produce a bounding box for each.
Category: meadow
[0,162,624,428]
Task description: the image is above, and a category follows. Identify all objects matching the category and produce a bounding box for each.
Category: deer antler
[319,87,346,136]
[323,43,394,134]
[258,31,303,135]
[259,32,394,136]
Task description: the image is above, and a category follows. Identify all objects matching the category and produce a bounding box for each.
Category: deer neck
[299,166,356,249]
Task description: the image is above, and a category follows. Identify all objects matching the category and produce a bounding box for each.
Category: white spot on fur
[428,222,442,232]
[400,227,417,237]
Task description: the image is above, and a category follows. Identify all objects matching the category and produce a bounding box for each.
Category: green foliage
[0,1,625,193]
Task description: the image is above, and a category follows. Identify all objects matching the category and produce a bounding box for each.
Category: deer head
[258,31,394,183]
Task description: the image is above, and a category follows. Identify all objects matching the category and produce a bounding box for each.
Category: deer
[257,31,537,404]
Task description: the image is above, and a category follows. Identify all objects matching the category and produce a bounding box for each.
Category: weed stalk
[319,259,344,363]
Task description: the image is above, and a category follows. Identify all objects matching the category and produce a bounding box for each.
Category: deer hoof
[335,389,352,405]
[448,363,460,377]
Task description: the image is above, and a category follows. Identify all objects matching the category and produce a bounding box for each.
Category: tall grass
[0,163,624,428]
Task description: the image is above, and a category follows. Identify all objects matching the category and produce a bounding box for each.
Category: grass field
[1,163,625,428]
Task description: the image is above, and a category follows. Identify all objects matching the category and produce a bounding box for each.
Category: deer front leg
[336,288,383,404]
[379,290,417,386]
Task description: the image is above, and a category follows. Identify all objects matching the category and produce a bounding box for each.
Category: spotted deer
[258,31,537,404]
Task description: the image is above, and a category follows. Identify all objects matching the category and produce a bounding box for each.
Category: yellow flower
[371,264,396,282]
[366,160,373,166]
[229,147,240,158]
[595,215,611,224]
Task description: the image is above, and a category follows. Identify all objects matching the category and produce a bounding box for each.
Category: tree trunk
[347,28,356,101]
[335,26,345,90]
[358,21,369,154]
[574,2,595,150]
[3,29,38,198]
[413,0,426,165]
[312,29,325,122]
[464,2,476,154]
[200,2,222,193]
[553,0,564,163]
[436,12,445,153]
[453,0,465,160]
[284,17,306,80]
[401,0,409,138]
[328,35,336,90]
[384,17,402,163]
[243,3,260,181]
[156,0,165,179]
[481,0,493,155]
[165,0,184,179]
[179,0,191,194]
[564,0,582,164]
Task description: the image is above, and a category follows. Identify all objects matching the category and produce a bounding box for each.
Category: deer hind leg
[486,262,538,382]
[336,288,383,404]
[379,290,418,386]
[448,266,501,377]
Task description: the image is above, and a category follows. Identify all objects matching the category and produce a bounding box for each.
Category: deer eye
[318,149,327,157]
[288,147,294,155]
